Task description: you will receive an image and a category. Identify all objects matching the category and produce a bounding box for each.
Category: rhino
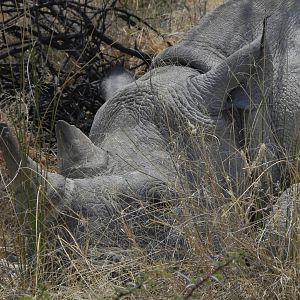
[0,0,299,259]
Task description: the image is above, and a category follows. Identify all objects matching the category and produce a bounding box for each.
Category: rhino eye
[139,180,178,205]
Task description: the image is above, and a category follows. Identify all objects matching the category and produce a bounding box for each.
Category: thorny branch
[183,259,233,299]
[0,0,166,142]
[0,0,156,74]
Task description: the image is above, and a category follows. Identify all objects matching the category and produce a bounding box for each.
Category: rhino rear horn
[56,120,108,178]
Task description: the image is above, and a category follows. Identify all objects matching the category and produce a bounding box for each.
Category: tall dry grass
[0,0,299,299]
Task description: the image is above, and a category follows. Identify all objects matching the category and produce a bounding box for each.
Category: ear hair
[101,66,135,101]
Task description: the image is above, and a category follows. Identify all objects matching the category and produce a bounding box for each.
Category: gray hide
[265,183,300,259]
[0,0,299,259]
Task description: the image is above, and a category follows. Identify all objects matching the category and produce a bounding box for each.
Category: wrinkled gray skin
[266,183,300,259]
[0,0,299,258]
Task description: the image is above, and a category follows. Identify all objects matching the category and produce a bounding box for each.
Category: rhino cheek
[47,176,75,206]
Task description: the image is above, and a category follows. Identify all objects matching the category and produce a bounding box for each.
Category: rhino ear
[190,32,266,115]
[101,66,135,101]
[56,121,108,178]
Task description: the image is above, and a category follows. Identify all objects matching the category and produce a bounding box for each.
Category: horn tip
[0,123,10,138]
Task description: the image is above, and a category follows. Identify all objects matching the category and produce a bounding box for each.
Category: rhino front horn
[0,123,67,212]
[0,123,23,178]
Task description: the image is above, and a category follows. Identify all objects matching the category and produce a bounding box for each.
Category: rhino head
[0,31,272,258]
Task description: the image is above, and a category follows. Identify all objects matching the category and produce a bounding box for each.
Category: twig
[183,259,233,300]
[113,282,143,300]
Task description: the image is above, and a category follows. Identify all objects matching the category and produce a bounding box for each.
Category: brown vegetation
[0,1,299,299]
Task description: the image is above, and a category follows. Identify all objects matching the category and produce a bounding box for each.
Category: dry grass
[0,0,300,299]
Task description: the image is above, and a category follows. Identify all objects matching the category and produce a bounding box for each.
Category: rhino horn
[0,122,66,211]
[56,120,108,178]
[0,123,22,178]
